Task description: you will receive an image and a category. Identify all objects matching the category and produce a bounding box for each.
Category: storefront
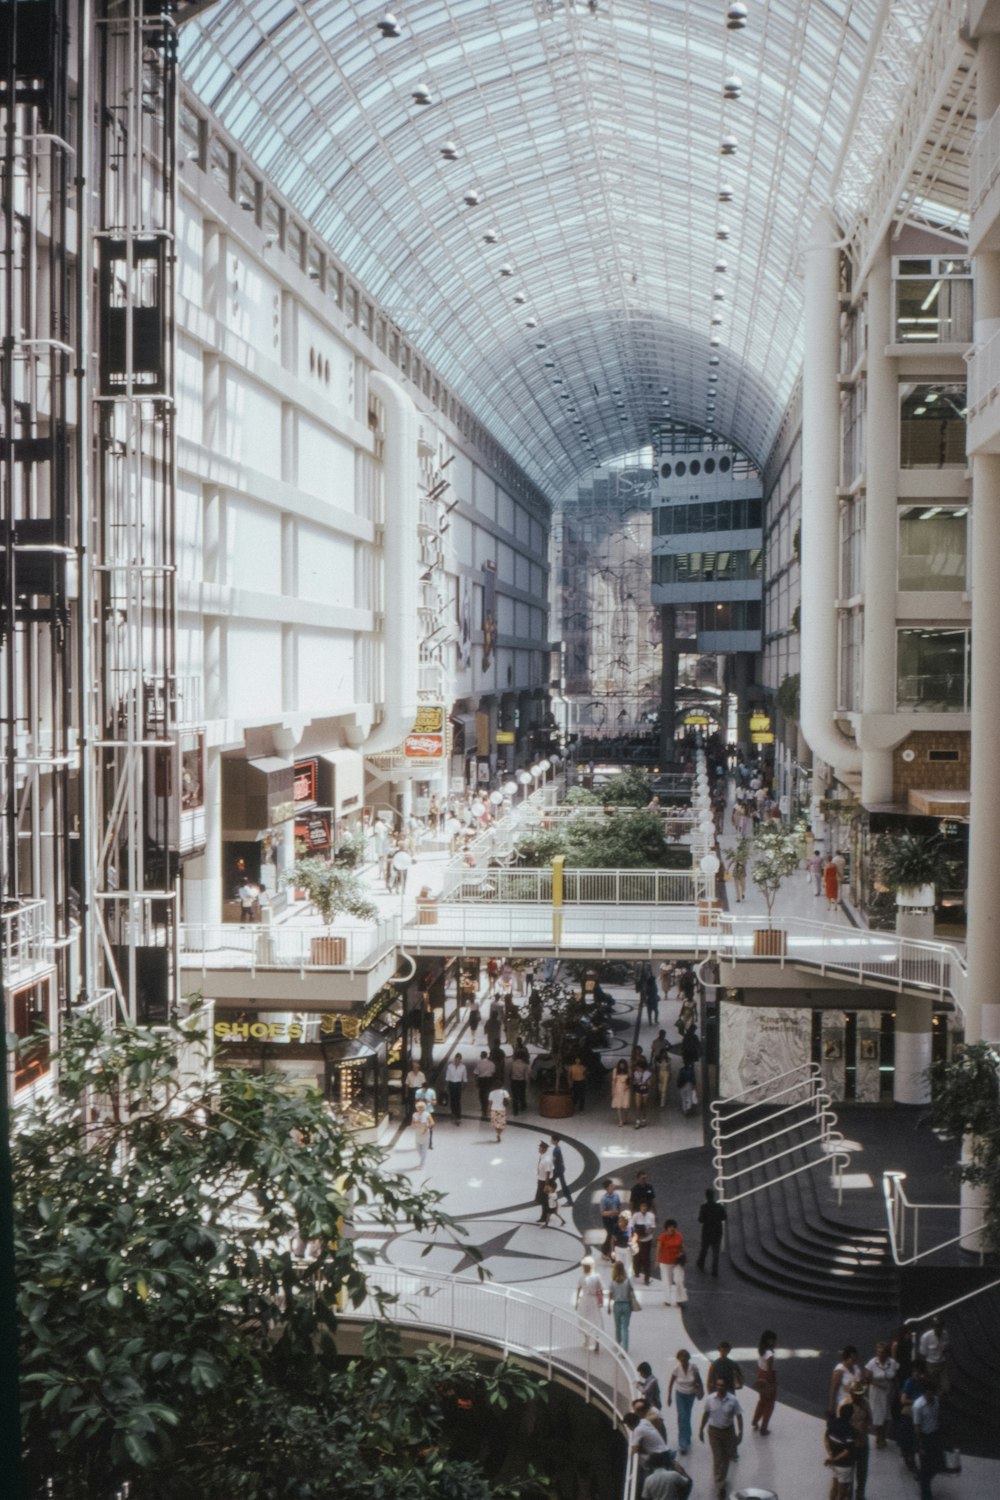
[211,982,406,1131]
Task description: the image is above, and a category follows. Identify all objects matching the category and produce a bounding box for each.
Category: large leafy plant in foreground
[13,1014,541,1498]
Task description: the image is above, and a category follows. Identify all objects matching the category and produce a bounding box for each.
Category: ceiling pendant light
[498,263,513,277]
[483,228,499,243]
[463,189,481,206]
[724,75,743,99]
[718,184,734,202]
[377,13,401,38]
[726,3,748,30]
[440,140,459,160]
[525,317,538,327]
[411,84,433,106]
[512,291,527,304]
[720,135,738,156]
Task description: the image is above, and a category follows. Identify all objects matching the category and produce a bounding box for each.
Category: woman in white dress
[864,1341,899,1447]
[574,1254,605,1352]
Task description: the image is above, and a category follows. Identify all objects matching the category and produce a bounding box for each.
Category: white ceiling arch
[178,0,954,494]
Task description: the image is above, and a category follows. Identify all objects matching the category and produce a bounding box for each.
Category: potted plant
[878,833,951,938]
[521,979,608,1118]
[286,856,379,965]
[750,822,802,955]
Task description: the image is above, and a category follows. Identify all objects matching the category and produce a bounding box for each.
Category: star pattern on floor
[384,1216,584,1282]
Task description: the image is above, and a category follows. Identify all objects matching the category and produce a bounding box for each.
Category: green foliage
[727,836,753,877]
[598,767,653,806]
[562,786,599,806]
[876,832,949,894]
[751,821,803,926]
[516,809,688,870]
[287,856,379,926]
[519,981,609,1093]
[927,1043,1000,1254]
[775,673,800,723]
[13,1015,545,1497]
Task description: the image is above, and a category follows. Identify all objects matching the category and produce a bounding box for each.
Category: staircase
[925,1286,1000,1458]
[712,1068,897,1313]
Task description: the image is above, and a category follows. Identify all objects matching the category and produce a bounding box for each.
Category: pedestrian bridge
[179,897,967,1016]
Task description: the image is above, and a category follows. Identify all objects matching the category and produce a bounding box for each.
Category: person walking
[574,1255,605,1352]
[707,1342,744,1394]
[403,1062,426,1120]
[864,1340,899,1448]
[806,847,824,897]
[445,1052,467,1124]
[630,1202,657,1287]
[467,999,481,1046]
[918,1317,951,1395]
[534,1140,554,1221]
[568,1055,587,1112]
[823,853,841,910]
[415,1082,437,1150]
[541,1176,565,1228]
[487,1080,510,1143]
[912,1379,946,1500]
[599,1179,623,1260]
[611,1059,632,1126]
[751,1330,777,1436]
[656,1219,687,1306]
[636,1361,663,1411]
[827,1346,864,1416]
[549,1134,573,1205]
[632,1055,652,1130]
[696,1188,727,1275]
[824,1401,856,1500]
[411,1098,433,1169]
[667,1348,703,1454]
[699,1376,743,1499]
[473,1050,496,1120]
[608,1259,640,1351]
[509,1046,530,1114]
[726,844,748,903]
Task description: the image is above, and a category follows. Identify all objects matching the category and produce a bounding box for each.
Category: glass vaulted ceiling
[178,0,937,494]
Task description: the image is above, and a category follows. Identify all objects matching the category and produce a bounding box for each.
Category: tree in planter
[287,856,379,927]
[519,980,609,1095]
[13,1014,544,1499]
[926,1042,1000,1254]
[750,822,803,929]
[599,767,653,806]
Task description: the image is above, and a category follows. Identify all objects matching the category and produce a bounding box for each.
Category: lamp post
[517,769,533,801]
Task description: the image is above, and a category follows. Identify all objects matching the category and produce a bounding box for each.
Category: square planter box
[752,928,787,957]
[311,935,346,965]
[698,899,722,928]
[417,904,439,926]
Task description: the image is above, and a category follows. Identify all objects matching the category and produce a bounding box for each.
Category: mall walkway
[371,970,994,1500]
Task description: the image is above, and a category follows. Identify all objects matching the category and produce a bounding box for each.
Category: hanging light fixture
[720,135,738,156]
[726,2,748,29]
[463,189,481,206]
[718,184,734,202]
[411,84,433,105]
[377,13,401,38]
[483,228,499,243]
[723,75,743,99]
[440,140,459,160]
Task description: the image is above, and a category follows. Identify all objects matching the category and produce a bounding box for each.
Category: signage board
[684,713,709,726]
[404,703,446,760]
[496,730,515,744]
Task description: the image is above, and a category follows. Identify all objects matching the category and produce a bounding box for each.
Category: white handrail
[903,1276,1000,1328]
[883,1170,987,1266]
[712,1064,849,1206]
[341,1265,641,1500]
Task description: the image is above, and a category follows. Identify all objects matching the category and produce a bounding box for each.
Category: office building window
[900,384,967,468]
[896,628,970,711]
[898,506,967,591]
[894,267,972,345]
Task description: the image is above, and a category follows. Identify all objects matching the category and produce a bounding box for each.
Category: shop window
[898,506,967,591]
[900,384,967,468]
[896,627,970,711]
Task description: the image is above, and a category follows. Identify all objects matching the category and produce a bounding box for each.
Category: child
[542,1176,565,1228]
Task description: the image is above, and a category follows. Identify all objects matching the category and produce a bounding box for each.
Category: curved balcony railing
[341,1265,641,1500]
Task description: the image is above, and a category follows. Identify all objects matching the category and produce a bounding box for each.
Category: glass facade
[898,507,968,591]
[653,497,763,537]
[899,384,967,469]
[896,628,971,712]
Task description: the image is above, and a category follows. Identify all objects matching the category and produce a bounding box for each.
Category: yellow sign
[496,730,515,744]
[216,1020,304,1042]
[751,732,775,745]
[684,713,709,726]
[412,704,445,733]
[749,712,772,732]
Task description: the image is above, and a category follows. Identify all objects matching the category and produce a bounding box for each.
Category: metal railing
[903,1276,1000,1330]
[969,100,1000,220]
[403,901,723,958]
[343,1265,640,1500]
[883,1170,989,1266]
[711,1063,851,1207]
[715,913,965,1011]
[2,897,53,980]
[438,866,710,905]
[178,916,400,976]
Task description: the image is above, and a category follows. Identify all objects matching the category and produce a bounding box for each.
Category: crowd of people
[611,1316,956,1500]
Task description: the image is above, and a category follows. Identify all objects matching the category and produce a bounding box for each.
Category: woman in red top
[656,1218,687,1306]
[823,855,840,910]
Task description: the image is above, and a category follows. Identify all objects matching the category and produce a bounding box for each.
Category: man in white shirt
[918,1319,950,1394]
[534,1140,554,1221]
[473,1050,496,1119]
[630,1206,657,1285]
[445,1053,467,1124]
[699,1377,743,1499]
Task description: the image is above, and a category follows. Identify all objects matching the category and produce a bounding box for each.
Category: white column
[860,238,897,803]
[182,747,222,926]
[799,209,862,778]
[894,995,933,1104]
